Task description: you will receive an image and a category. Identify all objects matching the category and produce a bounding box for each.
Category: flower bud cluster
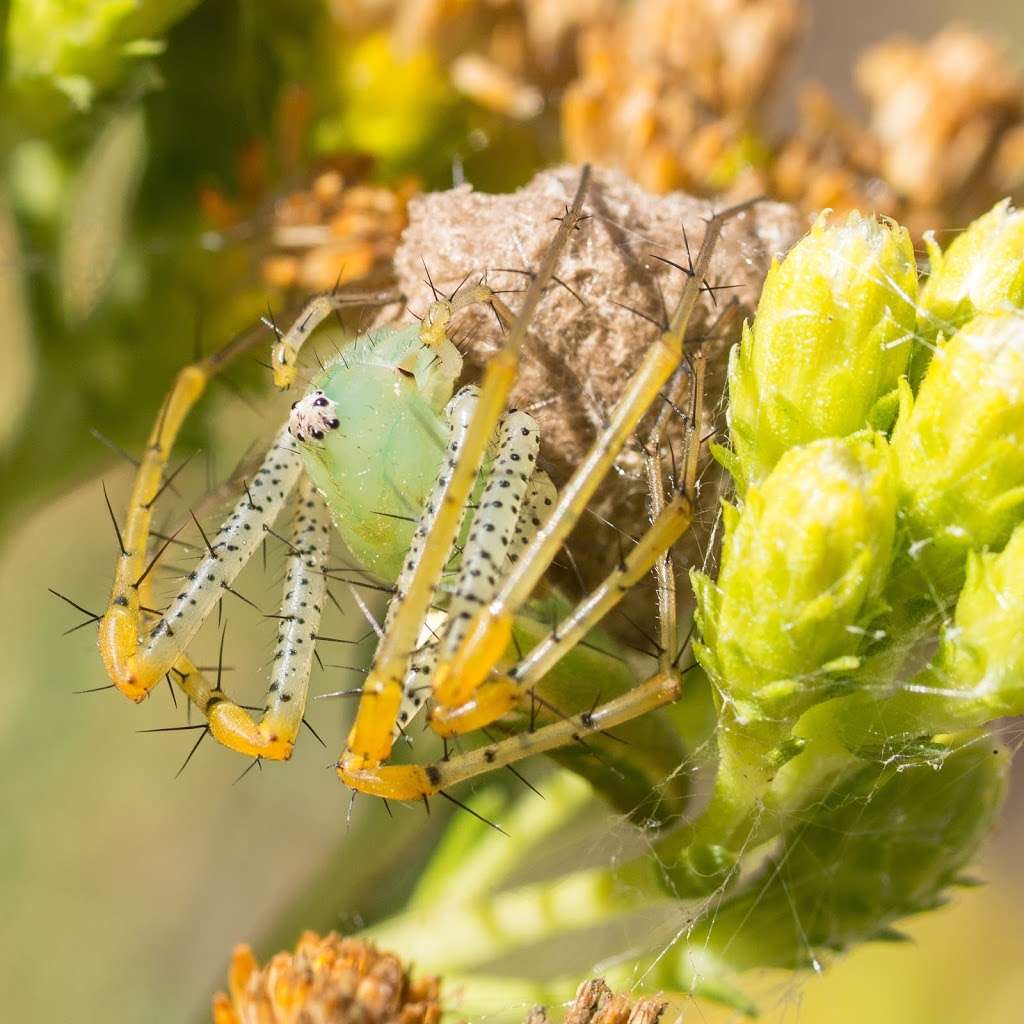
[680,201,1024,899]
[693,432,896,723]
[706,203,1024,726]
[892,310,1024,593]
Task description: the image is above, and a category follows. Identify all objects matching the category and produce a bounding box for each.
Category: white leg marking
[265,476,330,730]
[440,410,541,659]
[143,427,303,675]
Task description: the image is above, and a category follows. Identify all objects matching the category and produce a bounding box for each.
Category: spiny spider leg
[390,457,556,740]
[98,319,282,700]
[143,429,303,676]
[430,197,759,713]
[410,671,683,796]
[127,473,331,761]
[98,293,395,702]
[484,361,707,717]
[269,290,401,388]
[439,410,542,658]
[487,494,693,718]
[339,167,593,782]
[336,362,702,799]
[644,352,704,673]
[500,284,713,718]
[191,477,330,759]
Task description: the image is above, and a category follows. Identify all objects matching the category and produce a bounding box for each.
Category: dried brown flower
[197,86,417,295]
[559,7,1024,236]
[259,163,417,293]
[527,979,668,1024]
[211,932,442,1024]
[212,933,667,1024]
[562,0,804,194]
[775,25,1024,236]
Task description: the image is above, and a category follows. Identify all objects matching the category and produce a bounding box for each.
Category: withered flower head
[527,979,667,1024]
[211,933,668,1024]
[562,0,803,194]
[212,932,442,1024]
[259,165,417,293]
[775,25,1024,236]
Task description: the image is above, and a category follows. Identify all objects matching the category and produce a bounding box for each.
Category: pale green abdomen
[300,336,449,582]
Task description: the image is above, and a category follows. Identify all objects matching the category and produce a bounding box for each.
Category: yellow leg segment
[125,533,295,759]
[270,289,401,388]
[98,364,205,700]
[341,167,593,776]
[338,672,682,800]
[98,313,303,702]
[429,200,749,713]
[427,492,693,740]
[147,479,332,760]
[97,317,274,699]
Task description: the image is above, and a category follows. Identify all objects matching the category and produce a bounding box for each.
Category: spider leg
[340,386,480,773]
[100,427,303,700]
[390,465,556,739]
[340,671,682,800]
[97,307,291,700]
[338,169,592,782]
[644,355,702,674]
[190,476,331,759]
[416,408,545,731]
[431,198,758,715]
[270,289,401,388]
[431,492,694,738]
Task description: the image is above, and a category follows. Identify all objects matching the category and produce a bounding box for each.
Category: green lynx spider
[98,169,749,803]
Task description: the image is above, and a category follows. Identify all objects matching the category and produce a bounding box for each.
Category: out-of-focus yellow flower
[321,32,459,167]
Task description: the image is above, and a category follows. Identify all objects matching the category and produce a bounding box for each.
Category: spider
[97,168,752,803]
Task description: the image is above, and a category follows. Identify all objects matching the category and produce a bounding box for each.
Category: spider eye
[311,429,324,440]
[327,418,340,429]
[313,396,329,407]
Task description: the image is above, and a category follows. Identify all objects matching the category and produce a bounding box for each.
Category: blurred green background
[2,1,1024,1021]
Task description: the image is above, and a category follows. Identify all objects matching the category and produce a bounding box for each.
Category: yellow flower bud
[891,311,1024,591]
[933,523,1024,720]
[726,212,917,492]
[694,432,897,718]
[916,199,1024,382]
